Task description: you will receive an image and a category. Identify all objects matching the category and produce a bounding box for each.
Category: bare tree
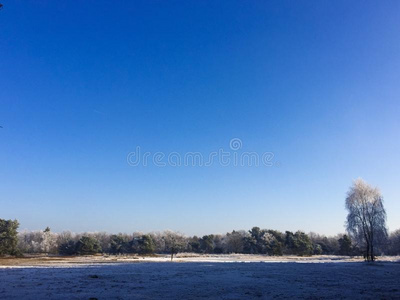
[345,179,387,261]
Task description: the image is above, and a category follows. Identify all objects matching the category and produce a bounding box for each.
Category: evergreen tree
[110,234,130,254]
[75,236,102,255]
[136,235,155,254]
[338,234,352,256]
[0,219,20,256]
[59,240,77,255]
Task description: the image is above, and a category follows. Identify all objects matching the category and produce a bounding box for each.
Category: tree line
[1,224,399,258]
[1,179,396,259]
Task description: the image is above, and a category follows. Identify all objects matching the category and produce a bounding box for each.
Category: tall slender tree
[345,179,387,261]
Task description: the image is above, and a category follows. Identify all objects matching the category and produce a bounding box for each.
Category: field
[1,255,400,299]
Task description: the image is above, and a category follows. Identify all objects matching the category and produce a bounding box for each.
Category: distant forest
[1,179,398,259]
[1,222,400,259]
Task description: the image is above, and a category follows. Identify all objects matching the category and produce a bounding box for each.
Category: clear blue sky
[1,1,400,236]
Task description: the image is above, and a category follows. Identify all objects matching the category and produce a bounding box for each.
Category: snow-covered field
[1,255,400,299]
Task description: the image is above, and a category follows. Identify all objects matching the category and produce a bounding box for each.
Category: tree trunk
[370,242,375,261]
[370,230,375,262]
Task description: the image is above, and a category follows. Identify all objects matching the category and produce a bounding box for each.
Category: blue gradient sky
[1,1,400,235]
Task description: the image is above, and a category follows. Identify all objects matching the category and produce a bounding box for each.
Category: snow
[1,255,400,299]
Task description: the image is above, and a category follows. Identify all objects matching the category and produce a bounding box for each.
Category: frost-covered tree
[163,231,186,261]
[109,234,131,254]
[243,227,267,254]
[262,231,284,255]
[91,232,111,253]
[225,230,246,253]
[18,229,58,254]
[213,235,224,254]
[42,227,58,253]
[388,229,400,255]
[308,232,340,255]
[149,232,166,253]
[345,179,388,261]
[265,230,285,255]
[18,231,40,253]
[313,244,322,255]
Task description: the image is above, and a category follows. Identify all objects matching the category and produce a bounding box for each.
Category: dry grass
[0,254,141,266]
[1,254,399,267]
